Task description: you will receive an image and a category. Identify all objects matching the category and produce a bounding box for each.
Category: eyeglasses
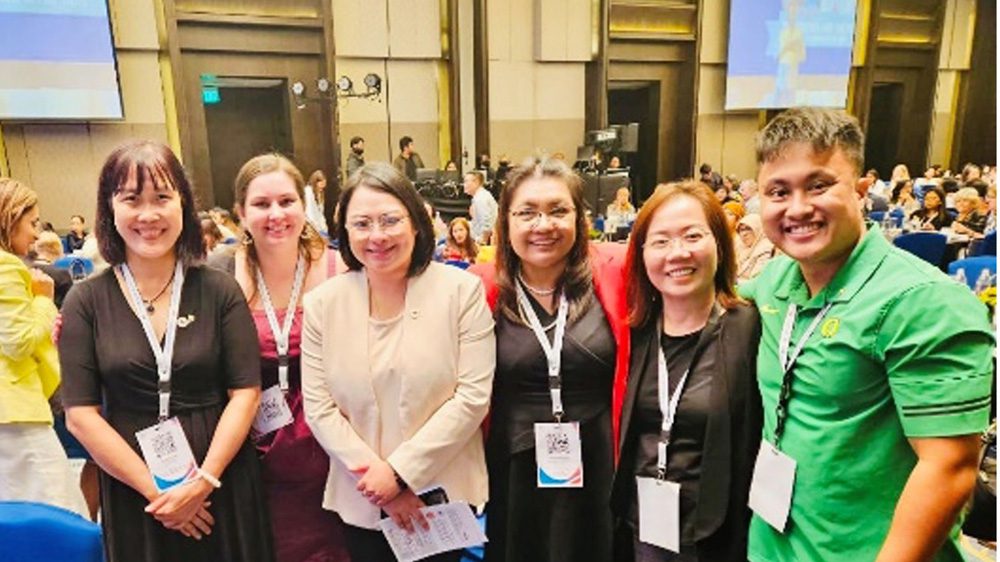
[347,214,408,234]
[643,229,713,252]
[509,207,575,228]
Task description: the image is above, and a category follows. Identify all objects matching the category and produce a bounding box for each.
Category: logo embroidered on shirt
[761,305,781,315]
[820,318,840,338]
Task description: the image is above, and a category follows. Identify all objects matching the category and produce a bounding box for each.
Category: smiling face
[345,185,415,278]
[642,195,718,304]
[238,170,306,252]
[9,206,40,257]
[451,222,468,244]
[757,143,866,272]
[112,169,183,262]
[924,190,942,211]
[507,176,576,272]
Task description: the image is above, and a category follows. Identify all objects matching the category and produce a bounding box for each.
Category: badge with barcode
[251,385,294,437]
[135,417,199,493]
[534,422,583,488]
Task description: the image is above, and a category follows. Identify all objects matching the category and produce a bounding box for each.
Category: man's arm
[875,435,980,562]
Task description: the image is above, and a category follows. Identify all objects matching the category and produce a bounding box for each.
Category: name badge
[534,422,583,488]
[251,385,294,437]
[636,476,680,553]
[135,417,199,493]
[748,441,797,532]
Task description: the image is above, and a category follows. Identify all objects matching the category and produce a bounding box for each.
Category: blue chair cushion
[0,502,103,562]
[893,232,947,266]
[948,256,997,290]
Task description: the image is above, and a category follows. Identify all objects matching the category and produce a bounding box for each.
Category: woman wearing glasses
[302,163,495,561]
[611,181,761,561]
[472,158,630,562]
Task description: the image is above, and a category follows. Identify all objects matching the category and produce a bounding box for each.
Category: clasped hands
[353,459,429,533]
[145,478,215,540]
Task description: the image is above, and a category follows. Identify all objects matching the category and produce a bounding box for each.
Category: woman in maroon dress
[213,153,349,562]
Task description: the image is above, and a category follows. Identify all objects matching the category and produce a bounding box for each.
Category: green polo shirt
[740,225,994,562]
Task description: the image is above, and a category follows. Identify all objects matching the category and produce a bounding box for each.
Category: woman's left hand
[145,478,214,529]
[355,458,401,506]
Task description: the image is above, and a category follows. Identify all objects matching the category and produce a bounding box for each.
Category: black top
[628,329,710,542]
[957,210,988,234]
[911,208,954,230]
[65,231,86,252]
[491,292,615,454]
[612,304,762,562]
[60,265,260,413]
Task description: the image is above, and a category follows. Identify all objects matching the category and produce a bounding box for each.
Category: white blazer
[301,262,495,529]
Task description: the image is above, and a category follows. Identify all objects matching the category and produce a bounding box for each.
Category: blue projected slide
[725,0,857,110]
[0,0,123,120]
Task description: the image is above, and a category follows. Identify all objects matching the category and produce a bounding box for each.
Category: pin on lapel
[177,314,196,328]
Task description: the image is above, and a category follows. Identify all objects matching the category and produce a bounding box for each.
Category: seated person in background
[910,185,953,231]
[32,231,73,308]
[443,160,459,172]
[64,214,87,253]
[200,215,228,257]
[864,169,889,199]
[983,184,996,235]
[951,187,988,236]
[723,201,746,232]
[735,214,775,284]
[439,217,478,264]
[605,186,636,229]
[607,155,624,171]
[890,179,920,217]
[209,206,240,242]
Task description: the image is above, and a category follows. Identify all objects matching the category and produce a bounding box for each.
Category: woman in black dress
[59,140,274,562]
[472,158,630,562]
[611,181,761,561]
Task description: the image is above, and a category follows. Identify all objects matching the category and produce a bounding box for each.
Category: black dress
[58,266,274,562]
[485,291,616,562]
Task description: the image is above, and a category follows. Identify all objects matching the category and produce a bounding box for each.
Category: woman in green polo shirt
[611,181,762,561]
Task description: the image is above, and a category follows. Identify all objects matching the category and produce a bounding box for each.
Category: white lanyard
[256,255,306,392]
[778,302,833,373]
[120,261,185,422]
[773,301,833,446]
[515,281,569,422]
[655,325,691,480]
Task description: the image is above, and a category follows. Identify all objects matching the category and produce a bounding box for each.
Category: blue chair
[948,256,997,290]
[868,211,886,224]
[445,259,471,270]
[0,502,103,562]
[969,231,997,257]
[893,232,947,266]
[53,256,94,280]
[889,207,905,227]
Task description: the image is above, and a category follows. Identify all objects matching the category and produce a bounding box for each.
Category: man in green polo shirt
[741,107,993,562]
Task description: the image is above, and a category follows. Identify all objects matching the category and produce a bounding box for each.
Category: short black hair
[699,163,712,175]
[96,140,204,266]
[350,136,364,147]
[399,136,414,152]
[70,214,85,223]
[335,163,435,277]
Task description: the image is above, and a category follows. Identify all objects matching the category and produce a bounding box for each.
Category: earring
[241,230,254,246]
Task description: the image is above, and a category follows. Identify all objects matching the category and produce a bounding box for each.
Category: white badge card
[534,422,583,488]
[251,385,294,437]
[636,476,680,553]
[135,417,199,493]
[748,441,797,532]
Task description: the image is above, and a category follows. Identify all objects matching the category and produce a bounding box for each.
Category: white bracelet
[197,468,222,489]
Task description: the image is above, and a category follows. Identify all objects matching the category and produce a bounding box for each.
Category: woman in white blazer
[302,163,495,562]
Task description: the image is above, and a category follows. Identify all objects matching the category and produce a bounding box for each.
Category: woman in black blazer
[612,181,762,562]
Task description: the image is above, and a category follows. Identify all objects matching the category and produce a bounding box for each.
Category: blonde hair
[35,231,64,260]
[0,178,38,254]
[955,187,981,203]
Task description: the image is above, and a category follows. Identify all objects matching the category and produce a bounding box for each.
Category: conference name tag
[748,441,797,532]
[636,476,680,553]
[534,422,583,488]
[135,417,199,493]
[252,385,294,437]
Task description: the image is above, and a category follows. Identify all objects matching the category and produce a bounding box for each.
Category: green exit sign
[202,87,221,105]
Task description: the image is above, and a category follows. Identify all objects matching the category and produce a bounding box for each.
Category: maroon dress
[252,307,350,562]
